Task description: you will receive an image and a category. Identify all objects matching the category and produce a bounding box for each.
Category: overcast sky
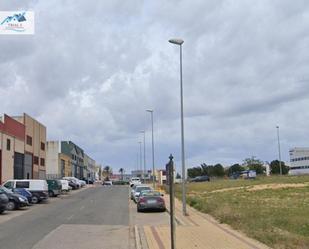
[1,0,309,173]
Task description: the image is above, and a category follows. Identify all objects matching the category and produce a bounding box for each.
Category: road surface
[0,185,134,249]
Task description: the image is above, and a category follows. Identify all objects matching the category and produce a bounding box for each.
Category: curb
[165,207,185,226]
[134,225,142,249]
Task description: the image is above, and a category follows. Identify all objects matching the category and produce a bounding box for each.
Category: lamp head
[169,38,184,45]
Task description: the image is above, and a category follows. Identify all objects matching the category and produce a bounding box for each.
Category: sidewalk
[141,194,270,249]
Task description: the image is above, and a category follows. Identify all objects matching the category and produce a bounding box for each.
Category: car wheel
[0,208,5,214]
[48,191,54,197]
[6,201,16,210]
[31,195,39,204]
[137,207,141,212]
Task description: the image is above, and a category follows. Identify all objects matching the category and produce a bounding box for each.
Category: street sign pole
[168,154,176,249]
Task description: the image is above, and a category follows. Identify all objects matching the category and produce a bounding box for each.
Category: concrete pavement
[140,193,271,249]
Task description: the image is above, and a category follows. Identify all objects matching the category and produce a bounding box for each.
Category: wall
[46,141,60,176]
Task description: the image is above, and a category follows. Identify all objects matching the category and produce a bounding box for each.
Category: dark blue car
[13,188,32,204]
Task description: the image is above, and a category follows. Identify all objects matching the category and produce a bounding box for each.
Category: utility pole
[276,126,282,175]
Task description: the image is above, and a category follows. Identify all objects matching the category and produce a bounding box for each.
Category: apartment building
[0,115,25,183]
[13,113,47,179]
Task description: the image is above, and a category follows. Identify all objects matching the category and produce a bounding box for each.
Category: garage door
[14,152,24,179]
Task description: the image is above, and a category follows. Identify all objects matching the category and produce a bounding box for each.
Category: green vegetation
[175,175,309,249]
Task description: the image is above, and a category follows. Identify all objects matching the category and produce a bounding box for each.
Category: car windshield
[136,187,151,193]
[141,191,161,197]
[0,186,13,194]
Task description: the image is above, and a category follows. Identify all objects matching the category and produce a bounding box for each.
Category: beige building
[0,114,25,183]
[46,141,72,179]
[14,113,47,179]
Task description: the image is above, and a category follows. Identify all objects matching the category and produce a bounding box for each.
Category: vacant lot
[174,175,309,249]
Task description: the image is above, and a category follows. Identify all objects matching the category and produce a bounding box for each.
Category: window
[34,156,39,165]
[3,181,13,189]
[26,135,32,146]
[40,158,45,166]
[6,138,11,151]
[41,142,45,151]
[16,181,29,188]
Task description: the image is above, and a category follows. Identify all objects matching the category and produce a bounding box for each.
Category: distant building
[84,154,96,181]
[46,141,72,179]
[61,141,85,179]
[157,169,167,185]
[289,147,309,175]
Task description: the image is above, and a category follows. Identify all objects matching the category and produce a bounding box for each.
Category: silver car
[133,185,152,203]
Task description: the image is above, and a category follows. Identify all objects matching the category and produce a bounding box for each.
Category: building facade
[46,141,72,179]
[289,147,309,175]
[14,113,47,179]
[0,115,25,183]
[61,141,85,179]
[84,154,96,181]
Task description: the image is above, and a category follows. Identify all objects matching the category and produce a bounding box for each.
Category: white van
[130,177,141,187]
[3,179,49,204]
[59,179,70,192]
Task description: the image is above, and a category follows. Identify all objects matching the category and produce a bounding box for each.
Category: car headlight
[18,197,26,202]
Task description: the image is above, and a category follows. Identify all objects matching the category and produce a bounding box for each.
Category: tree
[187,167,202,178]
[213,164,225,177]
[228,163,245,176]
[243,157,265,174]
[119,168,125,180]
[270,160,289,175]
[103,166,112,180]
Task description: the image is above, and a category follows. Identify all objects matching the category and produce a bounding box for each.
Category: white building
[289,147,309,175]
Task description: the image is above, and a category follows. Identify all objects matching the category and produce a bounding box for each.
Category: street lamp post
[169,38,187,216]
[140,131,146,182]
[146,109,155,189]
[276,126,282,175]
[139,141,142,177]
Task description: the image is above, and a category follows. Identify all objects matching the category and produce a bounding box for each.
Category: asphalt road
[0,185,132,249]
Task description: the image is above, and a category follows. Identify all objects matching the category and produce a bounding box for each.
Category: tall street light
[146,109,155,189]
[140,130,146,182]
[138,141,142,177]
[169,38,187,216]
[276,126,282,175]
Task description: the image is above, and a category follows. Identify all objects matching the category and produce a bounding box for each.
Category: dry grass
[174,175,309,249]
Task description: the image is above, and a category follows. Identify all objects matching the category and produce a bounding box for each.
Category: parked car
[190,175,210,182]
[133,185,153,202]
[63,177,81,189]
[46,180,62,197]
[102,180,113,186]
[0,192,9,214]
[130,184,139,200]
[130,177,141,187]
[137,191,166,212]
[0,186,28,210]
[79,180,86,187]
[59,179,70,192]
[3,180,49,204]
[13,188,33,204]
[68,180,78,190]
